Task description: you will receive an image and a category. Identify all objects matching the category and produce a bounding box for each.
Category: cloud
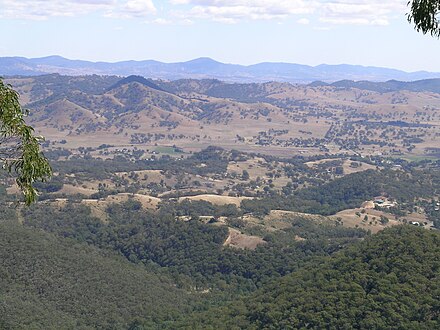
[152,18,172,24]
[297,18,310,25]
[107,0,157,18]
[170,0,407,26]
[0,0,407,26]
[172,1,315,23]
[319,1,404,26]
[149,17,193,25]
[0,0,156,20]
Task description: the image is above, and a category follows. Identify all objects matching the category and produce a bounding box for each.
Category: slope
[0,220,194,329]
[181,226,440,329]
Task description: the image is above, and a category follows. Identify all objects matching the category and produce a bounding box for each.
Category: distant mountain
[2,55,440,83]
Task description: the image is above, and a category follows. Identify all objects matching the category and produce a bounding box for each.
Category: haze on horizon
[1,0,440,72]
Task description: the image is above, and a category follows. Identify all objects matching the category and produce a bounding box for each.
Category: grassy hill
[5,74,440,158]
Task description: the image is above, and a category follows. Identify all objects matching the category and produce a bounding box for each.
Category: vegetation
[243,167,440,216]
[19,200,366,291]
[0,220,194,329]
[408,0,440,37]
[179,226,440,329]
[1,74,440,328]
[0,78,51,204]
[6,74,440,159]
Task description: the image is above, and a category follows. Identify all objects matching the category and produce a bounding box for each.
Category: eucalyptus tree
[408,0,440,37]
[0,79,51,204]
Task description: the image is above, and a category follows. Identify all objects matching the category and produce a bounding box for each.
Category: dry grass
[223,228,266,250]
[178,194,252,206]
[330,208,402,234]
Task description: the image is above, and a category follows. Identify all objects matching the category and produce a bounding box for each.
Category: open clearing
[178,194,252,206]
[223,228,266,250]
[331,208,429,233]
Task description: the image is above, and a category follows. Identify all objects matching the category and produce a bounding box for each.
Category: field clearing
[262,210,330,230]
[58,184,96,196]
[331,208,429,233]
[104,193,161,209]
[341,160,377,175]
[115,170,165,182]
[179,194,252,206]
[227,158,269,180]
[223,228,266,250]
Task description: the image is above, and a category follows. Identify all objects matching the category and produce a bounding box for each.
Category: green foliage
[21,201,366,292]
[243,168,440,216]
[0,221,194,329]
[408,0,440,37]
[0,79,51,204]
[182,226,440,329]
[52,146,228,179]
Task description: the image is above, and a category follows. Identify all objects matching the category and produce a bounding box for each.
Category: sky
[1,0,440,72]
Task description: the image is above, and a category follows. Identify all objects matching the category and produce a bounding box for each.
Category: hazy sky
[1,0,440,72]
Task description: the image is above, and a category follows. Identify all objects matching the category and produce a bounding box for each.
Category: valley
[1,74,440,328]
[6,74,440,159]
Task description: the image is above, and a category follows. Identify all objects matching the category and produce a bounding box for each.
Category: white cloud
[149,17,193,25]
[170,0,407,26]
[319,1,404,26]
[297,18,310,25]
[0,0,408,26]
[171,0,316,23]
[0,0,156,20]
[151,17,172,24]
[110,0,157,18]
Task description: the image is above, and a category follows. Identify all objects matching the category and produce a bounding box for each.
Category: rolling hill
[7,74,440,159]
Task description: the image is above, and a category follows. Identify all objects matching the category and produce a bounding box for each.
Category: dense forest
[0,221,193,329]
[1,203,438,328]
[18,201,366,290]
[177,226,440,329]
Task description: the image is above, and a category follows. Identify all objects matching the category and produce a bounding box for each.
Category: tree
[407,0,440,37]
[0,78,51,204]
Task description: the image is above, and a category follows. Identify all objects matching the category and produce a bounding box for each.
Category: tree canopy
[408,0,440,37]
[0,79,51,204]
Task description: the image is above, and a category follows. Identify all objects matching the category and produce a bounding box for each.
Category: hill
[7,74,440,159]
[107,75,165,92]
[0,220,195,329]
[180,226,440,329]
[3,56,440,83]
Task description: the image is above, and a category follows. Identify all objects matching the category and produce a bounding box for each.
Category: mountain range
[2,55,440,83]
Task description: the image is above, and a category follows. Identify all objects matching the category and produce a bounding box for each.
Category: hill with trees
[0,220,194,329]
[179,226,440,329]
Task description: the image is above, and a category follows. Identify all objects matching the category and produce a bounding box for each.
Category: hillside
[6,74,440,159]
[0,221,193,329]
[180,226,440,329]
